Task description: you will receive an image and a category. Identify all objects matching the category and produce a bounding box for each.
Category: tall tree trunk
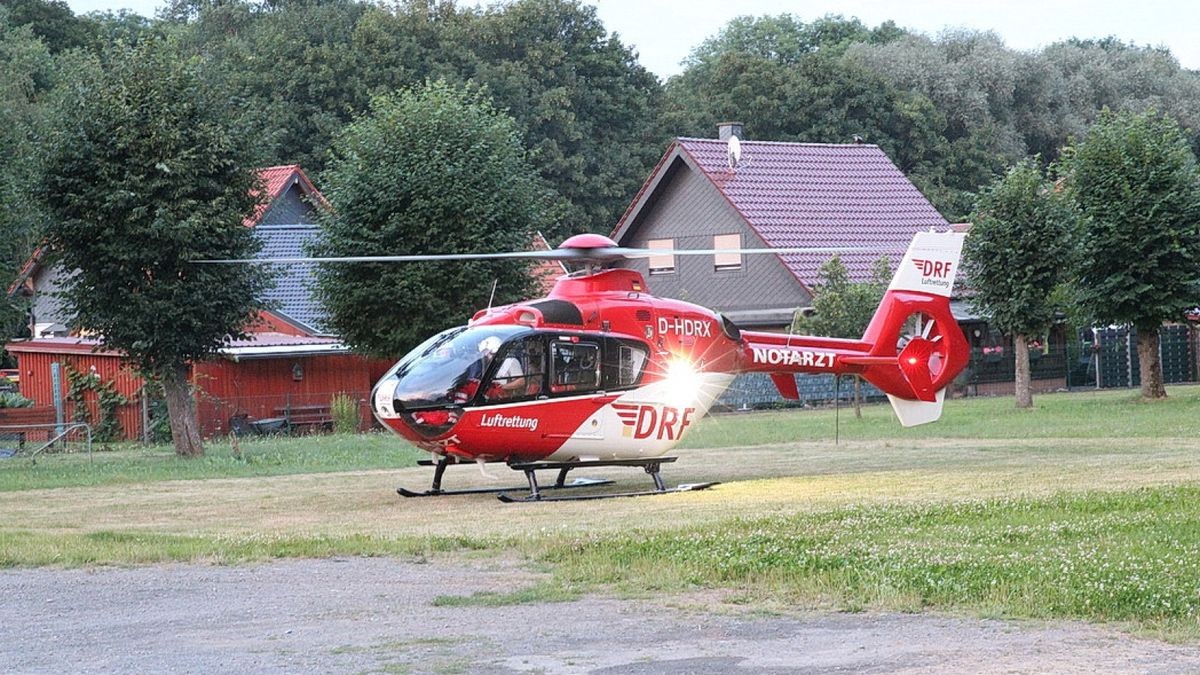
[161,363,204,457]
[1014,333,1033,409]
[852,376,862,418]
[1137,326,1166,399]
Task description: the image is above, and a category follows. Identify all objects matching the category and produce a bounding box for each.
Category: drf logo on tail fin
[613,403,696,440]
[913,259,952,278]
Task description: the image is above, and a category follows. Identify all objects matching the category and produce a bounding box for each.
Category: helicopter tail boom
[738,231,968,426]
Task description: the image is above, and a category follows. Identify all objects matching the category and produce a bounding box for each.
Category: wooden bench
[0,407,61,454]
[274,404,333,433]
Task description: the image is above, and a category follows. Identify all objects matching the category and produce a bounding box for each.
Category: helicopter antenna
[834,376,841,445]
[486,279,498,310]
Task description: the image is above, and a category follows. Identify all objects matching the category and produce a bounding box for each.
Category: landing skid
[500,457,718,503]
[397,457,613,498]
[397,456,717,502]
[497,481,718,503]
[397,477,612,498]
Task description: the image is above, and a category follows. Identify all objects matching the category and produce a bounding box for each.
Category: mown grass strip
[0,530,498,568]
[431,584,581,607]
[4,386,1199,493]
[543,485,1200,638]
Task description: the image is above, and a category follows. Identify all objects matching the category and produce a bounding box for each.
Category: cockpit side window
[601,338,649,390]
[549,341,600,394]
[481,336,546,403]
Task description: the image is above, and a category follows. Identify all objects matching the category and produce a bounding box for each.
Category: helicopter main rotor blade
[193,246,895,265]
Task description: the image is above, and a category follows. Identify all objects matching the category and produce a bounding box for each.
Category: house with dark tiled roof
[611,124,950,329]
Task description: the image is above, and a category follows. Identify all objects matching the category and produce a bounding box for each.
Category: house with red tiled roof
[611,124,950,329]
[5,165,391,440]
[8,165,331,338]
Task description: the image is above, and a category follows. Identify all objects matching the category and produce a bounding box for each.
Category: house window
[714,234,741,271]
[647,239,675,275]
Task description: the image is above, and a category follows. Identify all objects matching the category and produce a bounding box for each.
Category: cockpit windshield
[383,325,531,411]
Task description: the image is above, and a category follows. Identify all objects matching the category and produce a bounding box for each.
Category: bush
[330,393,360,435]
[0,391,34,408]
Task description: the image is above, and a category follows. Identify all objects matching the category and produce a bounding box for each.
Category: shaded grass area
[0,433,423,492]
[3,386,1198,493]
[545,485,1200,639]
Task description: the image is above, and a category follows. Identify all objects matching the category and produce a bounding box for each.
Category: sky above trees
[64,0,1200,77]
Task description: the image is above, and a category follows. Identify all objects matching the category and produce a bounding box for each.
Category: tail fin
[855,231,968,426]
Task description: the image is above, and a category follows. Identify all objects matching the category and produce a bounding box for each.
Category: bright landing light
[664,358,703,405]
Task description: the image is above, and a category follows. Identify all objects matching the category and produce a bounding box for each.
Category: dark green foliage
[793,255,891,338]
[0,0,95,52]
[36,39,268,377]
[314,81,560,357]
[1062,110,1200,331]
[162,0,661,237]
[465,0,663,238]
[964,159,1072,337]
[0,10,57,347]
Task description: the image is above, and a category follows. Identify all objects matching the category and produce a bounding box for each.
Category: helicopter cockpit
[372,324,652,438]
[375,325,529,411]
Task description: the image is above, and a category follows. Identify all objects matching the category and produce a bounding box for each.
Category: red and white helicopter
[349,230,969,501]
[212,230,967,500]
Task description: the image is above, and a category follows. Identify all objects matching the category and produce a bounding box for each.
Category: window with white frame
[647,238,675,275]
[713,233,741,271]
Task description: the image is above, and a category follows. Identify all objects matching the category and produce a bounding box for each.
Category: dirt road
[3,556,1198,674]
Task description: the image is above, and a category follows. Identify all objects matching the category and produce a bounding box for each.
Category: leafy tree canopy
[0,9,60,345]
[792,254,891,339]
[964,158,1072,337]
[1,0,95,51]
[314,80,565,357]
[1062,109,1200,330]
[160,0,661,238]
[36,40,267,369]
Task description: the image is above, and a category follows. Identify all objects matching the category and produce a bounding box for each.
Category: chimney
[717,122,743,141]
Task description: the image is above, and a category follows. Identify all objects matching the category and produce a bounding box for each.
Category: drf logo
[613,403,696,440]
[913,258,952,278]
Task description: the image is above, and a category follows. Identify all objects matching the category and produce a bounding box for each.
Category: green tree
[1062,109,1200,399]
[164,0,661,237]
[466,0,663,238]
[36,40,268,456]
[314,81,564,357]
[964,159,1072,408]
[0,8,59,350]
[792,254,891,415]
[1,0,95,52]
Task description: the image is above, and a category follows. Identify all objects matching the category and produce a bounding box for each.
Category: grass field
[2,386,1200,638]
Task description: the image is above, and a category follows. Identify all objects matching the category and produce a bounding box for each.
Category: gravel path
[3,556,1198,674]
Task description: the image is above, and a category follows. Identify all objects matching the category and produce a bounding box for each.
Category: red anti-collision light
[558,233,618,249]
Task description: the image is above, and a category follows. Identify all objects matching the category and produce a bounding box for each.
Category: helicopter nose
[372,374,401,419]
